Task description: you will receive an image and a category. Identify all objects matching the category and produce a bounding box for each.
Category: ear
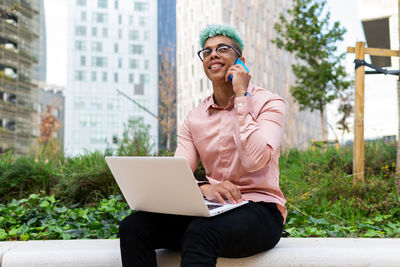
[240,57,246,64]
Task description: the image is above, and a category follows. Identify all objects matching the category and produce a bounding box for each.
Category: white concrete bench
[1,238,400,266]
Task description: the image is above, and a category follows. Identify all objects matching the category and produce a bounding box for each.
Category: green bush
[0,194,131,241]
[280,141,400,238]
[0,155,58,202]
[55,151,121,205]
[0,140,399,239]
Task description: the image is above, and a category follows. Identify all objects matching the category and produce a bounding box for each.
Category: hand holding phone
[229,58,250,82]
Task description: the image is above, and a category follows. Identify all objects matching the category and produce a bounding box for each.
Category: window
[134,84,144,95]
[129,73,134,83]
[102,72,107,82]
[81,11,86,21]
[129,45,143,55]
[92,41,102,52]
[91,71,97,82]
[114,0,118,9]
[90,132,106,144]
[129,16,134,25]
[139,17,147,26]
[118,58,122,68]
[140,74,149,84]
[128,30,139,40]
[74,97,85,109]
[92,27,97,36]
[75,40,86,51]
[80,55,86,66]
[75,71,86,81]
[75,26,86,36]
[114,43,118,53]
[144,60,149,70]
[118,14,122,25]
[98,0,107,8]
[92,57,107,67]
[102,28,108,37]
[118,29,122,39]
[93,13,107,23]
[114,72,118,82]
[129,59,138,69]
[76,0,86,6]
[91,98,102,110]
[107,98,121,111]
[80,114,89,127]
[134,2,149,11]
[143,31,149,41]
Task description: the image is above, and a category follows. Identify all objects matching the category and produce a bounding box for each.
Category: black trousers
[119,201,283,267]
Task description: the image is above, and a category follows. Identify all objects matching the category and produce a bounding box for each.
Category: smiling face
[202,35,239,83]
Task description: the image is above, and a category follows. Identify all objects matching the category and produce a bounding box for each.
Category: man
[119,24,286,267]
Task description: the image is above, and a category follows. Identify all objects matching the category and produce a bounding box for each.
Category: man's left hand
[225,64,251,96]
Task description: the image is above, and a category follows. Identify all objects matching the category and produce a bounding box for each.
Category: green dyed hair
[199,24,245,52]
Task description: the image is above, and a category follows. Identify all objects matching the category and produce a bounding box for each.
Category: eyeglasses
[197,44,242,62]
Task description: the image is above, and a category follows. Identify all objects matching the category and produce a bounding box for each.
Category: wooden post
[347,44,400,185]
[353,42,365,184]
[397,0,400,191]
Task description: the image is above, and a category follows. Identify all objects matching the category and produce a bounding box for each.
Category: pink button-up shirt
[175,83,287,221]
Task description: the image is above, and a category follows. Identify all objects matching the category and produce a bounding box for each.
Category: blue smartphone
[229,58,250,82]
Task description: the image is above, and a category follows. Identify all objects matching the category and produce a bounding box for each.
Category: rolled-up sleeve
[233,95,286,172]
[174,113,200,172]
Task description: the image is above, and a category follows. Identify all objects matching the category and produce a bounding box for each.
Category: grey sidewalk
[1,238,400,266]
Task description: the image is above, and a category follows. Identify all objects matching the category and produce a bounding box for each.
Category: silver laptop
[105,156,248,217]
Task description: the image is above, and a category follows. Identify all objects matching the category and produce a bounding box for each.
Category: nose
[209,48,219,60]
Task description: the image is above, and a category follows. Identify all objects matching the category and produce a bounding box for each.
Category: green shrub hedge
[0,140,399,240]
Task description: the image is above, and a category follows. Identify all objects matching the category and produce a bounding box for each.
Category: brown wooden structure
[347,42,400,184]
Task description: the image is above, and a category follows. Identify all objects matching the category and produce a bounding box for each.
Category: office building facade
[0,0,40,154]
[176,0,322,150]
[65,0,158,155]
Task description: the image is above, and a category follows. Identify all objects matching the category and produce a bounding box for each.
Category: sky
[43,0,398,141]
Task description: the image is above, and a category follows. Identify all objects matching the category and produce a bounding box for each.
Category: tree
[273,0,351,140]
[158,46,177,152]
[336,91,353,142]
[38,105,62,156]
[115,117,153,156]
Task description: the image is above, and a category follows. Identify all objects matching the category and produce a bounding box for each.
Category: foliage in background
[158,46,177,152]
[0,194,131,241]
[273,0,352,140]
[114,117,154,156]
[1,141,399,240]
[280,141,399,237]
[0,153,57,203]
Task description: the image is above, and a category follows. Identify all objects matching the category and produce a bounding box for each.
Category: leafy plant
[0,194,132,241]
[273,0,352,139]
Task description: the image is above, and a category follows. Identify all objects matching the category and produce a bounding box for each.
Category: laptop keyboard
[207,204,222,210]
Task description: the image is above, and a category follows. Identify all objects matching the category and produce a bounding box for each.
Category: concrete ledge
[1,238,400,267]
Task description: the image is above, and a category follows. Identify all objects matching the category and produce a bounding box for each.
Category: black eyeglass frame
[197,44,242,62]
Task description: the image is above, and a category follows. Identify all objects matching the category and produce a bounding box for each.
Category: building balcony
[0,100,33,116]
[0,28,19,44]
[0,71,17,83]
[19,0,40,18]
[0,51,19,70]
[19,24,39,40]
[20,48,37,64]
[18,74,35,88]
[0,128,16,144]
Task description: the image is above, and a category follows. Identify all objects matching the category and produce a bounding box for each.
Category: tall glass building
[65,0,158,155]
[0,0,41,154]
[157,0,176,151]
[176,0,322,150]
